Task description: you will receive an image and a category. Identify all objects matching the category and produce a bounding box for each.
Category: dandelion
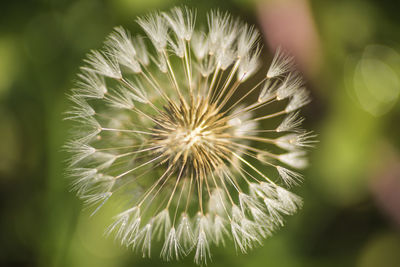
[65,6,315,264]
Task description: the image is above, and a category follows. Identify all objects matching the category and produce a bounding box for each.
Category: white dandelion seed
[65,95,95,120]
[83,50,121,79]
[275,131,317,151]
[191,31,209,60]
[279,151,309,169]
[74,70,107,99]
[258,79,280,103]
[276,166,303,187]
[163,6,196,41]
[176,214,194,252]
[65,6,315,264]
[267,46,295,78]
[161,227,182,261]
[136,12,168,52]
[237,24,260,58]
[132,35,150,66]
[213,215,229,246]
[276,111,304,133]
[194,215,212,264]
[105,26,142,74]
[276,72,304,100]
[285,87,311,113]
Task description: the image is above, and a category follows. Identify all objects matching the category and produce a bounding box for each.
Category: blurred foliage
[0,0,400,266]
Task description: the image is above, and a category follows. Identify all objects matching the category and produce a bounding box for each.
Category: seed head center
[153,97,227,171]
[181,126,202,148]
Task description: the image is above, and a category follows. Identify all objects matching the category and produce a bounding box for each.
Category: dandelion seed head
[65,6,315,264]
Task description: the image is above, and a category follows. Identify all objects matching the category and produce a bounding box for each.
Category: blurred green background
[1,0,400,266]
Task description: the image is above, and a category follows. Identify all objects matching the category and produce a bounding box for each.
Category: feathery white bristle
[237,24,260,58]
[168,35,185,58]
[65,141,96,166]
[75,70,107,98]
[267,47,294,78]
[213,215,228,246]
[194,215,211,265]
[83,192,112,216]
[275,131,316,150]
[197,56,216,77]
[176,214,194,251]
[285,87,311,112]
[91,152,116,170]
[277,111,304,132]
[65,95,95,120]
[207,10,231,52]
[258,79,279,103]
[163,6,196,41]
[231,205,261,253]
[191,31,209,60]
[105,86,136,110]
[136,12,168,52]
[208,188,227,215]
[263,197,285,226]
[132,35,150,65]
[276,166,303,186]
[278,151,309,169]
[161,227,182,261]
[237,46,261,81]
[216,48,236,70]
[106,207,140,239]
[276,187,303,214]
[122,217,141,245]
[153,210,171,240]
[132,223,152,257]
[151,52,168,73]
[106,27,141,74]
[84,50,121,79]
[276,72,303,100]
